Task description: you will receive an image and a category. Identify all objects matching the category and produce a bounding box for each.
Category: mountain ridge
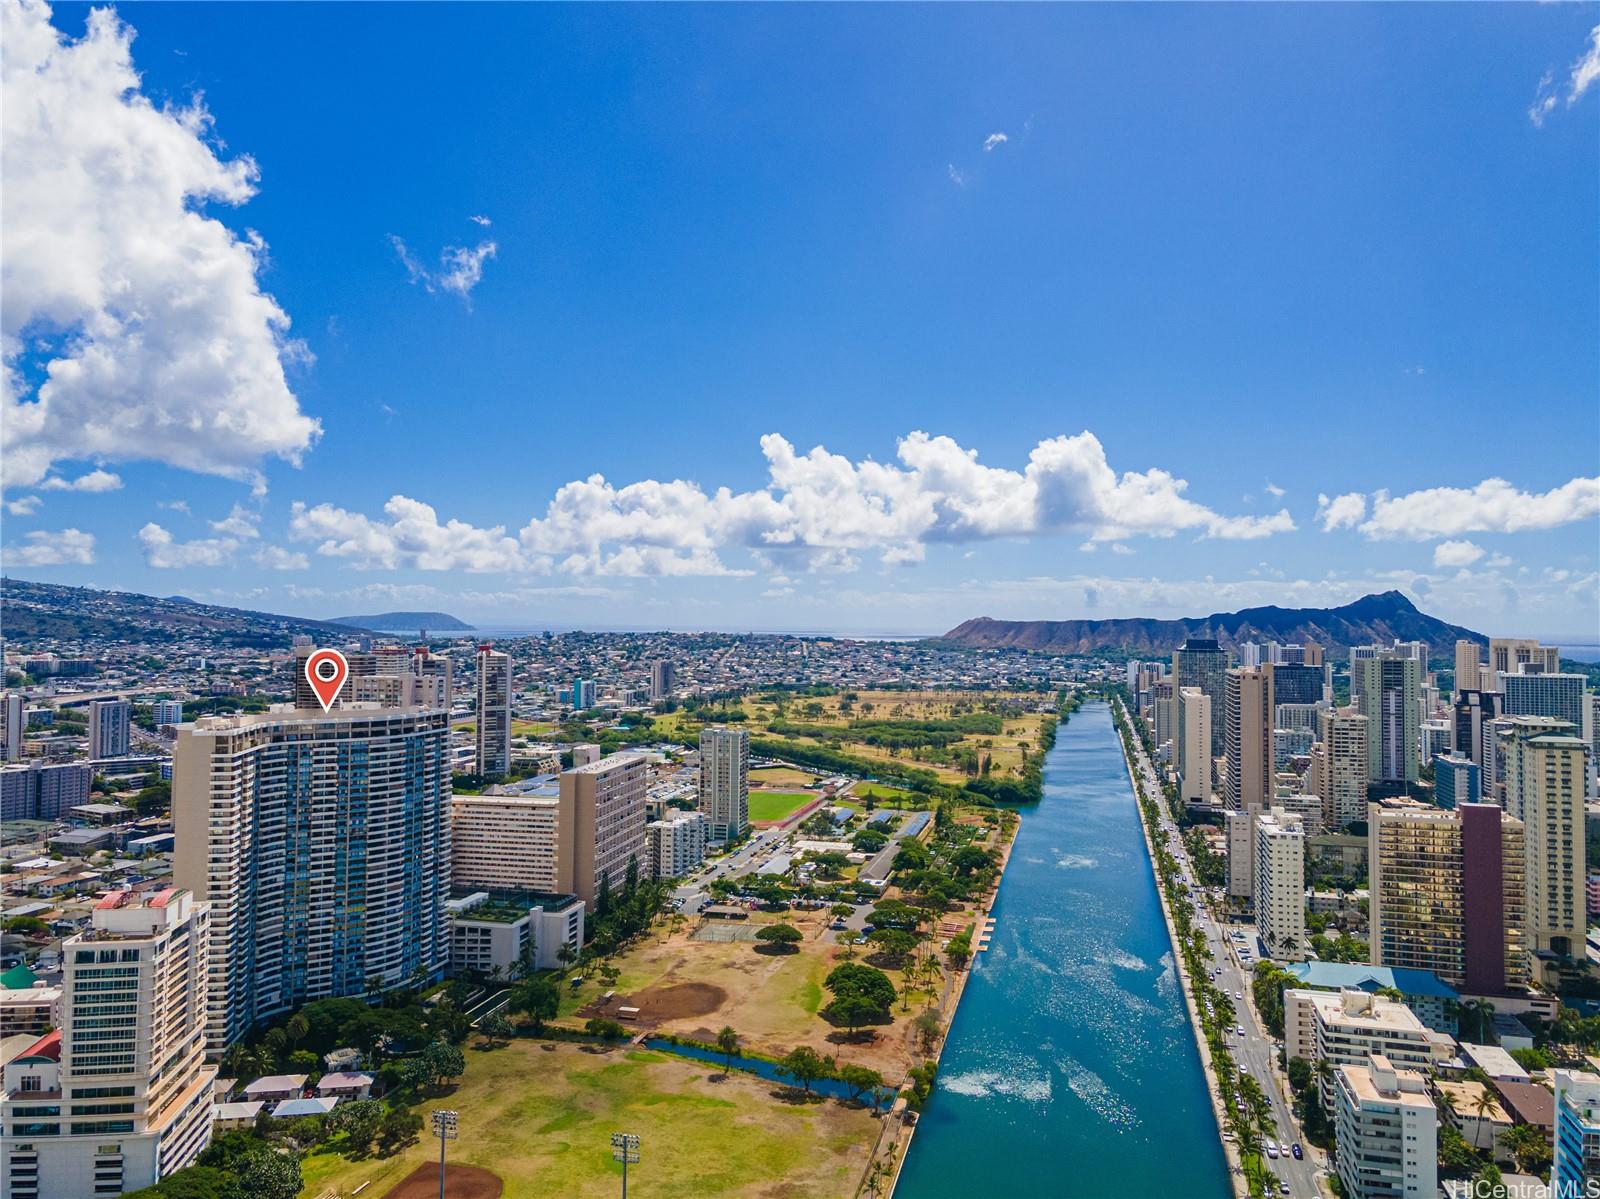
[939,590,1486,657]
[1,577,374,646]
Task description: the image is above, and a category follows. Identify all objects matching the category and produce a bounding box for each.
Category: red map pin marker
[305,648,349,712]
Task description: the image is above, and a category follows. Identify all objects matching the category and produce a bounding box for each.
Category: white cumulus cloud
[137,522,241,568]
[1,0,320,492]
[289,495,527,572]
[1433,539,1486,568]
[1317,492,1367,532]
[6,527,94,565]
[6,495,41,516]
[286,429,1293,578]
[983,132,1008,152]
[1360,476,1600,540]
[37,468,122,492]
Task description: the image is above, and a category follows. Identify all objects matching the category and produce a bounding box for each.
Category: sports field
[747,789,815,822]
[298,1040,877,1199]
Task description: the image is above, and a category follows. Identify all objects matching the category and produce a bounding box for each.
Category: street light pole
[432,1110,458,1199]
[610,1131,640,1199]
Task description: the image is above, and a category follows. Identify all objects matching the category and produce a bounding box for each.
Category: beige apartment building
[1225,666,1272,812]
[1311,706,1369,830]
[558,751,649,904]
[1,889,216,1199]
[1500,715,1588,977]
[451,790,562,893]
[1177,686,1212,805]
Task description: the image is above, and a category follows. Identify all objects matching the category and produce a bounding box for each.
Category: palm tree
[716,1025,739,1075]
[1499,1123,1550,1174]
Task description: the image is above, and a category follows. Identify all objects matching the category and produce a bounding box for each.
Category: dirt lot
[584,981,728,1024]
[381,1163,502,1199]
[575,910,928,1079]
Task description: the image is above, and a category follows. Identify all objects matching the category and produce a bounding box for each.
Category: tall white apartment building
[557,752,648,905]
[699,725,749,842]
[1226,807,1256,901]
[1176,687,1212,805]
[172,707,452,1049]
[475,646,511,777]
[87,698,130,759]
[647,809,708,880]
[1285,988,1454,1111]
[1255,808,1305,961]
[451,790,562,893]
[1333,1054,1438,1199]
[1,889,216,1198]
[4,692,25,761]
[1311,706,1369,830]
[152,700,184,727]
[1500,714,1588,976]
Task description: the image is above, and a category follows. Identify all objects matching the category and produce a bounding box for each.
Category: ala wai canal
[895,701,1230,1199]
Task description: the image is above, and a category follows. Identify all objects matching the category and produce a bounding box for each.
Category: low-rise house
[213,1100,264,1130]
[1493,1079,1556,1140]
[270,1096,338,1119]
[315,1072,375,1101]
[1434,1079,1514,1164]
[241,1073,307,1102]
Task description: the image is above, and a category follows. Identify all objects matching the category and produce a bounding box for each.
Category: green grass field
[296,1041,877,1199]
[849,783,924,806]
[747,790,817,823]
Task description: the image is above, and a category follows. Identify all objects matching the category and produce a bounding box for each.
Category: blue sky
[3,1,1598,637]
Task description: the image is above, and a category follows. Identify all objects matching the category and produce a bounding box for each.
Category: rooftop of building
[567,750,647,774]
[1290,987,1430,1031]
[1286,961,1459,1000]
[1493,1080,1555,1128]
[1435,1079,1510,1124]
[1338,1057,1432,1107]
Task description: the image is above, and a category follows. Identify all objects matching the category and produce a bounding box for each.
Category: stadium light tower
[433,1109,459,1199]
[610,1131,641,1199]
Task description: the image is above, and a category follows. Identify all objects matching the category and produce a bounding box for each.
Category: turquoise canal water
[895,701,1230,1199]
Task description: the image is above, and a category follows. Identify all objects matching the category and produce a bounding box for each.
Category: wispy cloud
[983,132,1008,152]
[468,214,492,227]
[947,163,969,187]
[390,218,498,304]
[1529,25,1600,126]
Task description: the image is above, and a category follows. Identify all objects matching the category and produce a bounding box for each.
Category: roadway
[1118,701,1326,1199]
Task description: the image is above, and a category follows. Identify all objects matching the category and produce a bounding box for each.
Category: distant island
[328,611,473,631]
[939,590,1486,657]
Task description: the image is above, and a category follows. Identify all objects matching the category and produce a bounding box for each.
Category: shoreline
[1114,698,1249,1199]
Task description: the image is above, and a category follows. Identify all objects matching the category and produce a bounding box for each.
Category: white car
[1234,991,1242,1000]
[1266,1145,1278,1159]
